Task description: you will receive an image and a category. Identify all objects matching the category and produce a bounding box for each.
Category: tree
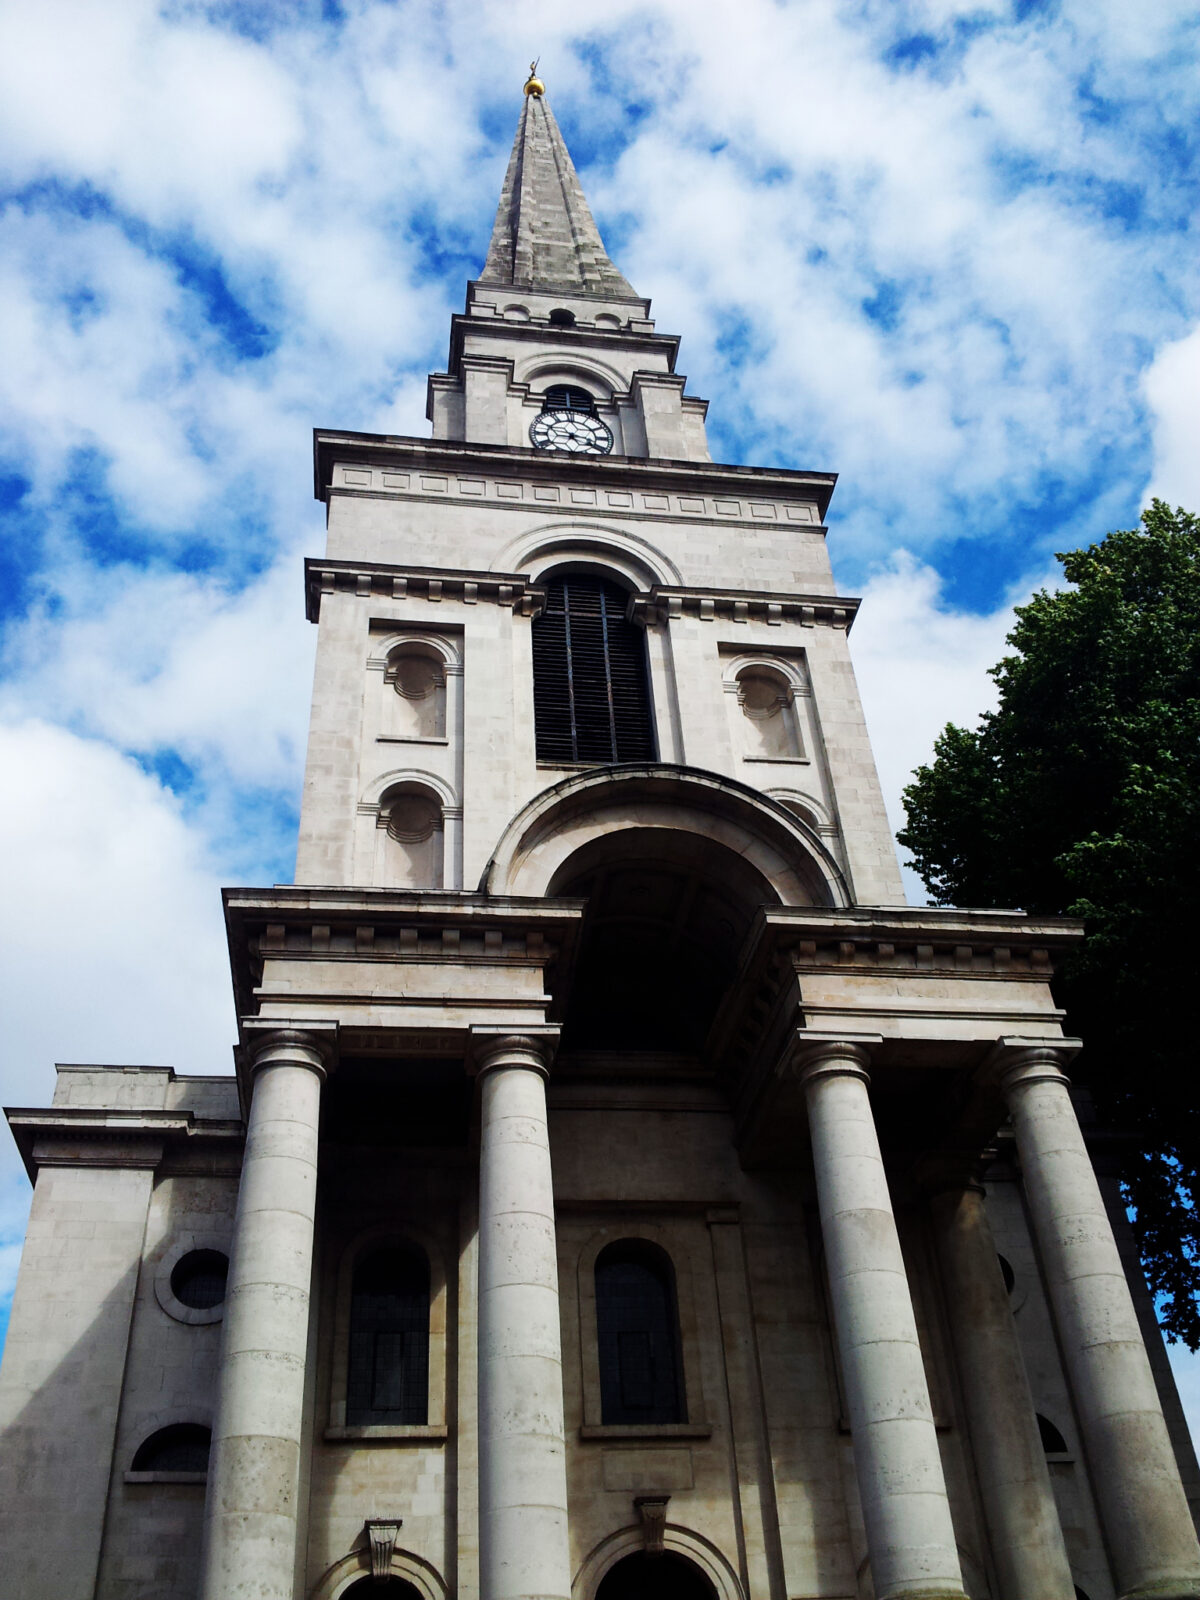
[899,500,1200,1344]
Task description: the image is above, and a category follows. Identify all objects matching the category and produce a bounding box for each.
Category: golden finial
[524,58,545,96]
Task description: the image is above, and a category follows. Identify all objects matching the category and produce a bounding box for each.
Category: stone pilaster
[472,1027,571,1600]
[797,1036,967,1600]
[997,1040,1200,1599]
[199,1023,334,1600]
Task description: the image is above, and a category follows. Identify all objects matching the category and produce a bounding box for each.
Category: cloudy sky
[1,0,1198,1408]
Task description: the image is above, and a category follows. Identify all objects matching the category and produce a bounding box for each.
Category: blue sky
[1,0,1198,1402]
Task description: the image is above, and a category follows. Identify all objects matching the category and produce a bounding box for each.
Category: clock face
[529,408,614,455]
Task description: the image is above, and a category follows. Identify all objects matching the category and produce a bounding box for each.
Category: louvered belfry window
[532,574,655,763]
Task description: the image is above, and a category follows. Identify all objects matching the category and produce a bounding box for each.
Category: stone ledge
[123,1470,207,1485]
[323,1425,449,1444]
[579,1424,713,1441]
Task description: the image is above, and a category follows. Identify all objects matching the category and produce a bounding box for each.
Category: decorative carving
[365,1518,402,1580]
[387,653,445,701]
[634,1495,670,1555]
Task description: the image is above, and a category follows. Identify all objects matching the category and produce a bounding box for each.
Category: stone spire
[479,89,638,300]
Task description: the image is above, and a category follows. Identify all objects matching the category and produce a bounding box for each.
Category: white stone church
[2,72,1199,1600]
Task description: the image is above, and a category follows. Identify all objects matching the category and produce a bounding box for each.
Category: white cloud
[849,553,1047,901]
[0,559,315,793]
[0,720,238,1297]
[852,553,1013,828]
[0,721,236,1109]
[1144,324,1200,512]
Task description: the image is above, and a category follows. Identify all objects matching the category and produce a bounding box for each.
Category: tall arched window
[532,574,655,763]
[347,1244,431,1425]
[595,1240,684,1424]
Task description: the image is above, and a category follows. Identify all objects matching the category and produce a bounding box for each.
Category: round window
[170,1249,229,1310]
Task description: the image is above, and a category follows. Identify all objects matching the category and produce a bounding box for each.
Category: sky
[0,0,1198,1418]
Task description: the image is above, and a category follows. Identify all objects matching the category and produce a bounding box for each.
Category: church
[2,70,1199,1600]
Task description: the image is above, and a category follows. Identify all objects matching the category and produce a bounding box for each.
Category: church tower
[3,73,1200,1600]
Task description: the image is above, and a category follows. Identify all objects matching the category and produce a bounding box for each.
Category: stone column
[924,1169,1075,1600]
[798,1038,967,1600]
[473,1028,571,1600]
[199,1024,333,1600]
[997,1042,1200,1600]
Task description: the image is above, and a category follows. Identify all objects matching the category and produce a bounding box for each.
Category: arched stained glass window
[346,1244,431,1425]
[532,574,655,764]
[595,1240,684,1424]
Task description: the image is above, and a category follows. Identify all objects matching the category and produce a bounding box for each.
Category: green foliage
[899,501,1200,1344]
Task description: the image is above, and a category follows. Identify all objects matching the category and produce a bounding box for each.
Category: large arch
[573,1524,743,1600]
[491,520,683,587]
[484,766,847,1050]
[483,764,847,908]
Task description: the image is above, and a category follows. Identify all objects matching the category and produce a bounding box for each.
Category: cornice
[312,429,837,516]
[4,1106,244,1181]
[633,586,860,633]
[303,558,859,630]
[223,886,586,1027]
[443,312,681,379]
[304,559,542,623]
[709,903,1085,1108]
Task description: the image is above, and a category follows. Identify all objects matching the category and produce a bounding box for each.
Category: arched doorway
[596,1551,717,1600]
[340,1580,423,1598]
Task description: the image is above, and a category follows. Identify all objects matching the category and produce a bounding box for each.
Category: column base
[1120,1585,1200,1599]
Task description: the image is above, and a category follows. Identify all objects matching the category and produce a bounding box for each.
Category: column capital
[986,1035,1081,1098]
[240,1019,338,1082]
[468,1024,560,1081]
[790,1031,881,1090]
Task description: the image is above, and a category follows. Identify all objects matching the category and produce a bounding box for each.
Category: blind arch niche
[532,571,655,764]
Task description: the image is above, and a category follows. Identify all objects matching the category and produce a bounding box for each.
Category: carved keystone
[634,1495,670,1556]
[366,1519,402,1580]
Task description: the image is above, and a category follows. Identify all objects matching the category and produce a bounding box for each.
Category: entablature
[224,887,586,1057]
[442,310,679,381]
[312,429,836,520]
[303,559,543,623]
[632,585,859,632]
[709,904,1085,1165]
[303,556,858,634]
[4,1105,244,1181]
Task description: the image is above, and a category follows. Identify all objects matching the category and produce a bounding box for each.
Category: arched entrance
[340,1581,422,1598]
[483,764,848,909]
[596,1552,717,1600]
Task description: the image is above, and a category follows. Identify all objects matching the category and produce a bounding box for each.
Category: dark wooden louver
[532,575,656,763]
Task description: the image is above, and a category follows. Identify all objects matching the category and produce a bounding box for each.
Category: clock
[529,408,614,455]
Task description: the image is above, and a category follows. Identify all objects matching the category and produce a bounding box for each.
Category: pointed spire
[479,88,638,300]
